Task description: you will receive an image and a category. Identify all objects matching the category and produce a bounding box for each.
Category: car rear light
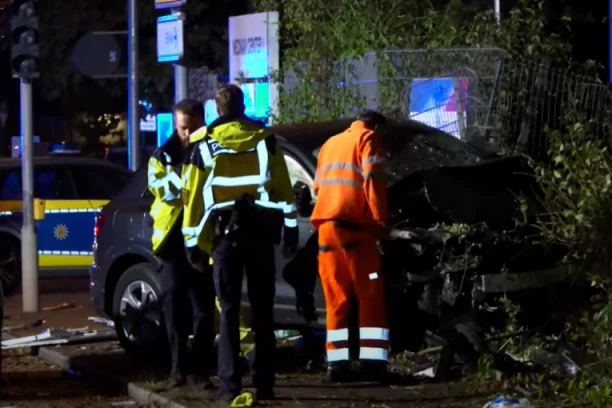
[94,213,107,238]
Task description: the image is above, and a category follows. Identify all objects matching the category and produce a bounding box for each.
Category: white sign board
[157,14,184,63]
[140,114,157,132]
[228,12,280,123]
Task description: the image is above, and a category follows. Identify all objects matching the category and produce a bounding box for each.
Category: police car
[0,154,132,295]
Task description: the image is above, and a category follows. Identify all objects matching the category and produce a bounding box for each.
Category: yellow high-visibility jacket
[147,134,187,254]
[180,115,298,253]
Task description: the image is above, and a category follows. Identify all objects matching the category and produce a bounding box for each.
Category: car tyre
[112,262,167,362]
[0,235,21,296]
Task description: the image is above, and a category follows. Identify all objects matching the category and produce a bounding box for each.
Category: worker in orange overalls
[311,111,390,383]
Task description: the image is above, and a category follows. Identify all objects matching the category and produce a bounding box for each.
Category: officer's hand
[282,242,298,259]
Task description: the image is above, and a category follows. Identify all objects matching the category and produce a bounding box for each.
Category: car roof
[0,156,132,172]
[270,118,454,153]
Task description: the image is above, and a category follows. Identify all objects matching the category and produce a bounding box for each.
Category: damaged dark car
[91,118,570,365]
[280,118,570,374]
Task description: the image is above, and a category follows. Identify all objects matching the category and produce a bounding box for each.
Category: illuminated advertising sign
[409,77,469,139]
[228,12,279,124]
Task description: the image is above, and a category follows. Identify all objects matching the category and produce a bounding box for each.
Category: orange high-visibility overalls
[311,120,389,365]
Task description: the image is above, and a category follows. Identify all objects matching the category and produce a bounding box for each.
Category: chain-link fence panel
[280,47,612,158]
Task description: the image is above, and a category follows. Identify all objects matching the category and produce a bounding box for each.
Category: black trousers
[212,236,277,395]
[158,237,215,377]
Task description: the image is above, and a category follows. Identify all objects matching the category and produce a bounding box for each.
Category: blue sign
[157,14,184,63]
[157,113,174,146]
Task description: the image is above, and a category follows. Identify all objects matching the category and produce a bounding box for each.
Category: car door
[272,151,326,322]
[29,164,88,269]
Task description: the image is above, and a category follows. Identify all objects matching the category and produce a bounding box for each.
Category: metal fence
[323,48,612,157]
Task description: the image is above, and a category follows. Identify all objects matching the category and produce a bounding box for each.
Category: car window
[70,165,131,199]
[0,170,21,200]
[384,126,484,182]
[1,167,76,200]
[284,155,316,201]
[34,167,76,199]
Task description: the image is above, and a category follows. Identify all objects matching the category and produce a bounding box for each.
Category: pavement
[2,280,501,407]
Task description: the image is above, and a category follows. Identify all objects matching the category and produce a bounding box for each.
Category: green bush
[531,114,612,406]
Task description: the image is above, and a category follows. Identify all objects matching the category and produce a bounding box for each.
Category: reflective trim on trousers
[327,348,350,363]
[326,328,349,342]
[284,218,298,228]
[359,327,390,341]
[360,347,389,361]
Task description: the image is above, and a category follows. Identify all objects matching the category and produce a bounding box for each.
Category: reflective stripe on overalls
[182,139,293,248]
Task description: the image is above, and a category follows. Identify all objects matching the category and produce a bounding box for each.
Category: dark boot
[326,361,353,383]
[168,368,187,388]
[361,360,389,383]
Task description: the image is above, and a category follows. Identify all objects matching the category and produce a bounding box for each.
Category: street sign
[156,14,183,63]
[72,33,121,78]
[154,0,185,10]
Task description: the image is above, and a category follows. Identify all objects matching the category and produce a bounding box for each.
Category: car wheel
[0,236,21,296]
[112,262,166,361]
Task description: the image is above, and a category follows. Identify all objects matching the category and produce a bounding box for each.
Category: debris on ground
[88,316,116,328]
[1,318,44,332]
[42,302,76,312]
[1,327,117,349]
[483,396,534,407]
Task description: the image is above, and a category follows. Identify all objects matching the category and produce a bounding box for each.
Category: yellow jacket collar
[189,126,208,143]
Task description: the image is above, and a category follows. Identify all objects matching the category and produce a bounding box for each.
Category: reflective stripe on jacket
[181,115,298,252]
[311,120,389,229]
[147,135,186,255]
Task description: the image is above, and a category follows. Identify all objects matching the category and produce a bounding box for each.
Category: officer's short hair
[174,99,204,121]
[358,110,387,129]
[216,84,245,116]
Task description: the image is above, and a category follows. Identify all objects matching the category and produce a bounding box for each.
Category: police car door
[34,164,97,269]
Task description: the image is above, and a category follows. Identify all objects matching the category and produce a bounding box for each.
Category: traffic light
[10,0,38,79]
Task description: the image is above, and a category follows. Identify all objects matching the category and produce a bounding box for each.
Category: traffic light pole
[20,77,39,313]
[127,0,140,171]
[174,64,188,103]
[172,8,187,103]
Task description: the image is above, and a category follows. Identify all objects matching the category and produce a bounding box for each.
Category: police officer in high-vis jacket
[147,99,215,389]
[181,85,299,401]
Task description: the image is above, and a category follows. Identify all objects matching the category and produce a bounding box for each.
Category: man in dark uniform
[147,99,215,389]
[182,85,299,401]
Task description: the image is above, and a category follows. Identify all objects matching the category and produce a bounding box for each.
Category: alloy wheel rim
[119,280,161,345]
